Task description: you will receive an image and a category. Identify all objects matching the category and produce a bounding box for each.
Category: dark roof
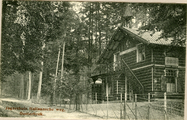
[122,27,172,45]
[97,27,184,64]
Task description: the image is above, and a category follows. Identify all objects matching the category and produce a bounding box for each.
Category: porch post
[102,79,104,102]
[117,80,118,100]
[106,83,108,96]
[129,81,131,101]
[106,81,108,119]
[125,76,127,101]
[175,77,177,93]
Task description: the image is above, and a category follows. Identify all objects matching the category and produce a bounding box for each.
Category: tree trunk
[27,71,32,100]
[37,43,45,101]
[0,79,1,96]
[68,94,72,113]
[77,93,80,111]
[53,46,61,104]
[57,41,65,106]
[56,47,61,78]
[61,41,65,79]
[37,61,43,101]
[20,73,24,99]
[76,93,79,111]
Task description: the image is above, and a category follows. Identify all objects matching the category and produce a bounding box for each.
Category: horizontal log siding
[175,47,185,66]
[153,46,185,67]
[177,69,185,93]
[122,45,152,69]
[178,52,185,66]
[153,48,165,65]
[153,66,164,92]
[113,74,125,98]
[133,67,152,92]
[153,66,185,93]
[122,51,136,67]
[119,45,152,93]
[118,35,140,52]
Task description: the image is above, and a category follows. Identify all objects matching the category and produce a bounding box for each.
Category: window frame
[164,68,179,93]
[113,52,120,71]
[136,44,146,62]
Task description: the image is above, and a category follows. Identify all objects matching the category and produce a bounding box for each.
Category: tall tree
[2,1,73,99]
[130,3,186,46]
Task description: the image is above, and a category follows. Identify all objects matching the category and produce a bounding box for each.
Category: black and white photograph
[0,0,186,119]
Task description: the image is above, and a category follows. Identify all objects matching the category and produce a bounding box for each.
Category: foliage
[131,3,186,46]
[1,1,186,100]
[2,1,20,76]
[1,1,72,75]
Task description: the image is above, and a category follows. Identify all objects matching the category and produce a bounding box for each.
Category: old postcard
[0,0,186,120]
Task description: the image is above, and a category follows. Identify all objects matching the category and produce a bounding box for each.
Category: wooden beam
[112,42,119,50]
[151,48,153,62]
[108,41,114,49]
[103,50,109,58]
[122,59,144,92]
[119,47,137,56]
[125,76,127,101]
[113,30,121,41]
[132,64,153,71]
[107,51,113,59]
[118,33,125,41]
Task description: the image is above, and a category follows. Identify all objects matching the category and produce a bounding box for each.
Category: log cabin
[91,27,185,101]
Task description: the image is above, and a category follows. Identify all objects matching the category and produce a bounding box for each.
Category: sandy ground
[0,98,184,120]
[67,101,184,120]
[0,98,104,119]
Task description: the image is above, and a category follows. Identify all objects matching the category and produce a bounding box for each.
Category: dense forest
[1,1,186,106]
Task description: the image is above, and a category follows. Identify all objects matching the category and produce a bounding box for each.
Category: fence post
[170,103,172,114]
[95,93,97,104]
[132,90,134,108]
[120,92,123,119]
[56,96,57,106]
[148,93,150,102]
[95,96,97,116]
[117,80,118,100]
[124,93,126,119]
[86,93,88,112]
[120,92,122,119]
[148,104,150,120]
[135,94,137,120]
[164,92,167,120]
[107,90,108,119]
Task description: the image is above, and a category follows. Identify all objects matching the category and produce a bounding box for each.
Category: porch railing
[92,62,123,76]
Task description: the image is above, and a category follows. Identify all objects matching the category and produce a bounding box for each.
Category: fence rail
[37,92,184,120]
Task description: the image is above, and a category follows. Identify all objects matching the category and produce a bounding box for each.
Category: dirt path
[0,98,104,119]
[0,98,184,120]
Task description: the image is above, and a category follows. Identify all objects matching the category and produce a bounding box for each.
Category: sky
[71,2,83,14]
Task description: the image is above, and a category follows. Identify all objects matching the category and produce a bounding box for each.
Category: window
[164,69,178,78]
[165,57,178,66]
[164,69,178,92]
[137,44,145,62]
[113,53,120,71]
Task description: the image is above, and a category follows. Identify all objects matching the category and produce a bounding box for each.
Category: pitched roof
[97,27,184,64]
[121,27,173,45]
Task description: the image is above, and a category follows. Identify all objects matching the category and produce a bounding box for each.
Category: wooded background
[1,1,186,106]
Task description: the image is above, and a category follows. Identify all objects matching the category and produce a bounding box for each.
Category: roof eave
[118,27,150,45]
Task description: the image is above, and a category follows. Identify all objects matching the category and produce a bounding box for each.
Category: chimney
[122,4,133,28]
